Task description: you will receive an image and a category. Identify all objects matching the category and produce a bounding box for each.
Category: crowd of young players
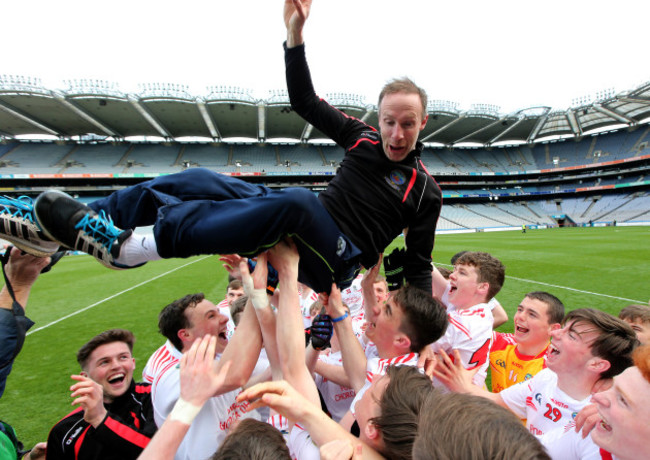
[1,1,650,459]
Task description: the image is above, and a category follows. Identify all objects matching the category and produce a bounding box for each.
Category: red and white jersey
[314,351,356,422]
[500,368,591,438]
[299,287,319,329]
[340,274,364,317]
[147,342,258,460]
[540,426,605,460]
[142,340,178,384]
[349,352,419,416]
[288,424,320,460]
[216,298,236,340]
[432,285,493,388]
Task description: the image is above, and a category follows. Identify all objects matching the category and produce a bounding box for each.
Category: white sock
[115,234,161,266]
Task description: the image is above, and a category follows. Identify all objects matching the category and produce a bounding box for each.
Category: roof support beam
[0,101,60,136]
[592,104,634,124]
[488,118,525,145]
[52,92,120,137]
[453,116,509,144]
[196,100,221,141]
[127,96,172,139]
[421,115,466,142]
[527,112,549,144]
[566,110,582,137]
[301,122,313,142]
[257,103,266,141]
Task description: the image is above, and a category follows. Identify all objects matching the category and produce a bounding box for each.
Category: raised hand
[70,375,107,427]
[284,0,312,47]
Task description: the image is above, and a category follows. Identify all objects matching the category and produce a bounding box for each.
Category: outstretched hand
[219,254,246,279]
[284,0,312,47]
[70,375,107,428]
[237,379,311,423]
[180,335,226,405]
[320,284,346,319]
[431,349,478,393]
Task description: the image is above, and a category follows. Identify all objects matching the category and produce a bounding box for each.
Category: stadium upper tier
[1,127,648,178]
[1,77,650,146]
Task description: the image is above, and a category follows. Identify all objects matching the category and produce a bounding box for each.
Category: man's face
[622,318,650,345]
[365,296,404,357]
[183,299,230,353]
[513,297,554,349]
[373,281,389,305]
[447,264,485,309]
[591,366,650,458]
[354,374,389,451]
[84,341,135,403]
[378,92,427,162]
[547,320,600,375]
[226,287,245,307]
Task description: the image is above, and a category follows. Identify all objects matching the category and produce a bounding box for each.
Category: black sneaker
[34,190,135,270]
[0,195,60,257]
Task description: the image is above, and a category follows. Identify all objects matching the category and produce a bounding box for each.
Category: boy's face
[226,287,245,306]
[183,299,230,353]
[365,296,405,356]
[513,297,555,348]
[622,318,650,345]
[84,341,135,403]
[373,281,389,305]
[547,320,600,375]
[448,264,487,309]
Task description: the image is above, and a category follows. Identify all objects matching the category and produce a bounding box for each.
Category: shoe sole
[1,236,59,258]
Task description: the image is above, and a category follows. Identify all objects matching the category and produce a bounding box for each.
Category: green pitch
[1,226,647,447]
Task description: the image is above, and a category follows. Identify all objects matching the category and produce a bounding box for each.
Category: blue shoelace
[0,196,35,222]
[74,210,121,252]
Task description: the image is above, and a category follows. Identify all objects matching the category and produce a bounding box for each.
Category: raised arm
[284,0,311,48]
[323,285,368,393]
[267,239,320,408]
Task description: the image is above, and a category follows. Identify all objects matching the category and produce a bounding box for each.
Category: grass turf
[0,225,647,447]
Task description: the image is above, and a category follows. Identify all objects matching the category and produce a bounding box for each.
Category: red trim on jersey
[55,407,84,425]
[154,360,179,388]
[448,315,472,339]
[349,138,380,151]
[134,384,151,394]
[74,425,91,460]
[402,169,417,203]
[104,416,151,448]
[525,396,537,411]
[599,448,613,460]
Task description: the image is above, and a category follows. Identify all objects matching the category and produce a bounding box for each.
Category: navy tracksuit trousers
[88,168,361,292]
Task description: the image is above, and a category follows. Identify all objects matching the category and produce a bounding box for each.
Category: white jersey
[314,351,356,422]
[142,340,177,384]
[340,274,364,317]
[500,368,591,438]
[147,341,258,460]
[288,424,320,460]
[349,352,419,416]
[299,287,319,329]
[540,426,604,460]
[432,284,493,388]
[216,298,236,340]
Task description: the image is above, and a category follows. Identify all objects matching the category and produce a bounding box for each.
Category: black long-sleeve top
[285,43,442,292]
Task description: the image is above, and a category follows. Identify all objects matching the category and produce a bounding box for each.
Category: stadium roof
[1,76,649,147]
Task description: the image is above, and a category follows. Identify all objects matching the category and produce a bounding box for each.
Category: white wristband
[169,397,202,425]
[249,288,269,311]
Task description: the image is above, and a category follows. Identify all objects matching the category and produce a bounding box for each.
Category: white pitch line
[505,275,645,303]
[436,263,645,304]
[27,257,209,336]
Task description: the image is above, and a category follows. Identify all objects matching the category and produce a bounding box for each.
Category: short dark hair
[370,365,434,460]
[378,78,428,119]
[525,291,565,325]
[230,296,248,327]
[455,251,505,299]
[212,418,291,460]
[393,285,448,352]
[450,251,468,266]
[227,279,243,291]
[619,304,650,325]
[413,392,550,460]
[564,308,639,380]
[77,329,135,370]
[159,293,205,351]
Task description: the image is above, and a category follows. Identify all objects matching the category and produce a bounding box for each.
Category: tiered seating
[0,143,73,174]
